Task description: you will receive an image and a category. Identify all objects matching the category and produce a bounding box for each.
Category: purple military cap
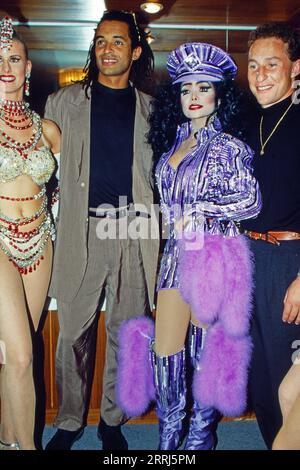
[167,42,237,84]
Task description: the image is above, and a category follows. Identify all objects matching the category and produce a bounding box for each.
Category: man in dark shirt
[242,22,300,449]
[44,11,159,450]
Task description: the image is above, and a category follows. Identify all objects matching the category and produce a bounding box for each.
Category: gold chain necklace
[259,101,294,155]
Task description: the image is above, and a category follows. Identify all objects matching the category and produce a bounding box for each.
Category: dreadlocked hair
[81,10,154,97]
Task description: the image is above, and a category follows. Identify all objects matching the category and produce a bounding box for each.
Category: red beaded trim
[0,118,33,131]
[51,187,60,206]
[0,134,38,158]
[9,255,44,274]
[0,99,28,115]
[0,194,37,201]
[9,238,40,253]
[0,212,41,229]
[0,107,33,130]
[10,227,39,238]
[4,115,28,123]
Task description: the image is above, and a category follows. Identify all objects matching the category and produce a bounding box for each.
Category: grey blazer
[45,83,159,306]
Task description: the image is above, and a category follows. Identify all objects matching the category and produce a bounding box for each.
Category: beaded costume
[155,115,261,290]
[0,144,55,185]
[0,101,56,274]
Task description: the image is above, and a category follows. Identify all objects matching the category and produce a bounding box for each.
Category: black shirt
[242,95,300,233]
[89,82,136,208]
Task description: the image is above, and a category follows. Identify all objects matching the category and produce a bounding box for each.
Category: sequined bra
[0,144,55,185]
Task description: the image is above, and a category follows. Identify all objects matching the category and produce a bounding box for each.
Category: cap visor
[172,72,223,84]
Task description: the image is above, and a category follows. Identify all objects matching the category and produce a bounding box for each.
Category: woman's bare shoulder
[42,118,61,153]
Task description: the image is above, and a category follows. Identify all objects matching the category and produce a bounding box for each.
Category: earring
[25,72,30,97]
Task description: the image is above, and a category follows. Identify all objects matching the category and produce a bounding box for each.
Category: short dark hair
[82,10,154,96]
[248,22,300,61]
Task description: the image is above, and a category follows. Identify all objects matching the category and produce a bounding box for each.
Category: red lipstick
[0,75,15,82]
[189,104,203,110]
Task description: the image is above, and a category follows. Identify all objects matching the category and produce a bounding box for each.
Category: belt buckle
[266,231,280,246]
[107,209,117,219]
[107,207,128,219]
[118,207,128,219]
[94,209,107,218]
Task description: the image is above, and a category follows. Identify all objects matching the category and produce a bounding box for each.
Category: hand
[283,277,300,325]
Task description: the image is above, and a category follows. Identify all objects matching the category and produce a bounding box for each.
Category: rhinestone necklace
[0,111,42,157]
[0,98,29,115]
[0,98,32,130]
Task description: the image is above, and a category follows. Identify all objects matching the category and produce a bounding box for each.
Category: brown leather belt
[244,230,300,246]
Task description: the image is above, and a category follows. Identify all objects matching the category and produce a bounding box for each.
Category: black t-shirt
[89,82,136,208]
[242,95,300,233]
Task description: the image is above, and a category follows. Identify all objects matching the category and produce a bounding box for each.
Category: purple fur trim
[178,234,225,324]
[193,322,252,416]
[116,316,155,417]
[177,235,200,304]
[221,236,254,336]
[179,234,254,336]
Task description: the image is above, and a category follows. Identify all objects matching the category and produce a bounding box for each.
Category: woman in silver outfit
[0,17,60,450]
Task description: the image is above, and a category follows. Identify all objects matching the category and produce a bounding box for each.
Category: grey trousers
[54,216,150,430]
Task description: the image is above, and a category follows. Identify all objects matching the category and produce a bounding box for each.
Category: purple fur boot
[193,322,252,416]
[116,316,155,417]
[184,323,218,450]
[151,347,186,450]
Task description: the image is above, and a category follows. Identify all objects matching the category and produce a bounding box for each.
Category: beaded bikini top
[0,102,55,186]
[0,144,55,185]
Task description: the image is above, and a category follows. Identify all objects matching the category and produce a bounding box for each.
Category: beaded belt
[0,185,46,201]
[244,230,300,246]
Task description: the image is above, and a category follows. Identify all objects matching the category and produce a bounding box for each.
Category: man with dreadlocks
[44,10,159,450]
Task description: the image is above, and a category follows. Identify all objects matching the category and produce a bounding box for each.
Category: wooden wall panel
[42,311,253,425]
[43,311,157,425]
[1,310,253,425]
[2,0,300,58]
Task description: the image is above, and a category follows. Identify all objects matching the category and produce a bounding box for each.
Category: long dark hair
[81,10,154,97]
[147,78,248,163]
